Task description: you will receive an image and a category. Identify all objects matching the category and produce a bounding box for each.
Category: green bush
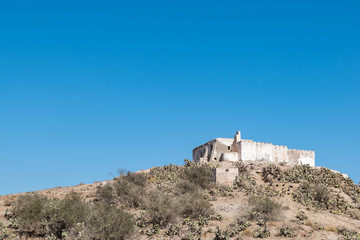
[248,195,282,222]
[145,191,179,226]
[182,164,214,189]
[12,193,53,236]
[113,178,145,207]
[96,184,115,204]
[12,192,91,238]
[279,227,296,238]
[312,185,330,205]
[175,180,200,195]
[179,193,213,218]
[87,203,134,240]
[253,226,270,238]
[53,191,90,236]
[293,182,330,210]
[97,176,146,208]
[337,228,360,240]
[124,172,147,187]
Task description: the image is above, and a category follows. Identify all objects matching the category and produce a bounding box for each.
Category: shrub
[87,203,134,240]
[113,178,145,207]
[279,227,296,237]
[145,191,179,226]
[337,228,360,240]
[214,220,251,239]
[253,226,270,238]
[312,185,330,205]
[182,164,214,189]
[248,195,282,222]
[179,192,213,218]
[324,226,338,234]
[53,191,89,236]
[293,182,330,210]
[176,180,200,195]
[12,193,52,236]
[295,212,308,221]
[12,192,91,238]
[97,176,146,208]
[123,171,147,187]
[96,184,115,204]
[262,164,281,183]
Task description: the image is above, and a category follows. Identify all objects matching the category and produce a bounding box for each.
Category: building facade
[193,131,315,166]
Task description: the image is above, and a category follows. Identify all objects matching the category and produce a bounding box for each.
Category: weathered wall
[288,149,315,166]
[274,145,289,163]
[238,140,276,163]
[193,138,233,162]
[193,132,315,166]
[213,162,239,185]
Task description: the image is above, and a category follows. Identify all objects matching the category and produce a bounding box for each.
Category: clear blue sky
[0,1,359,195]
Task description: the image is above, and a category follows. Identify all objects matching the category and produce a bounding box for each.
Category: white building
[193,131,315,166]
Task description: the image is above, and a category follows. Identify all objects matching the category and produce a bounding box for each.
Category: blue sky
[0,1,359,195]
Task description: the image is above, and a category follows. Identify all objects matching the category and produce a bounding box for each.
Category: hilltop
[1,160,360,240]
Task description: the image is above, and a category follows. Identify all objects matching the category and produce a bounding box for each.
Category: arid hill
[1,160,359,240]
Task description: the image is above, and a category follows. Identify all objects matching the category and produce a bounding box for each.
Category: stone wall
[193,131,315,166]
[193,138,233,162]
[213,162,239,185]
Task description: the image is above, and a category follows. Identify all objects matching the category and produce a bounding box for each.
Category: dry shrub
[123,171,147,187]
[12,192,89,238]
[4,199,12,207]
[242,228,253,237]
[304,220,313,228]
[145,188,213,227]
[53,191,90,236]
[325,226,338,234]
[294,182,330,210]
[248,195,282,222]
[86,203,134,240]
[12,193,51,236]
[113,178,145,207]
[304,220,323,230]
[182,164,214,189]
[145,191,179,226]
[179,192,214,218]
[176,180,200,194]
[96,172,147,207]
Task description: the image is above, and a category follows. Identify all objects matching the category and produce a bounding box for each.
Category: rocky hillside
[1,160,360,240]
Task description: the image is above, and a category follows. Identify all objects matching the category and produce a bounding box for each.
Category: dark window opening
[228,146,231,150]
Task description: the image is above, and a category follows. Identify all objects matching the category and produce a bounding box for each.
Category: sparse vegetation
[2,161,360,239]
[214,220,251,239]
[10,192,133,239]
[253,226,270,238]
[337,228,360,240]
[279,227,296,238]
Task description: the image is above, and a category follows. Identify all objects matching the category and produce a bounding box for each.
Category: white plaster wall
[216,138,234,146]
[255,142,274,162]
[274,145,289,163]
[298,151,315,166]
[220,152,239,162]
[193,138,234,162]
[194,133,315,166]
[239,140,257,161]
